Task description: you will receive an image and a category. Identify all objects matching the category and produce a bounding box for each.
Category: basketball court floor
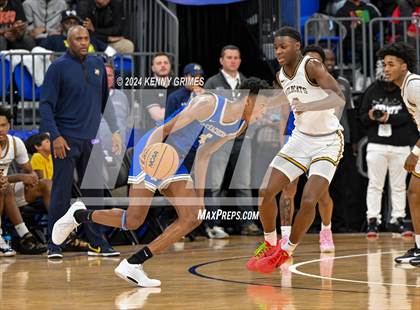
[1,234,419,309]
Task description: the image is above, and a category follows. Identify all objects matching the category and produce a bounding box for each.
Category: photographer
[360,62,418,237]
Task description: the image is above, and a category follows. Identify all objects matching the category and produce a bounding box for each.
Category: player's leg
[397,172,420,265]
[0,190,15,256]
[3,185,46,254]
[116,180,202,287]
[279,178,298,240]
[52,182,154,245]
[318,189,335,252]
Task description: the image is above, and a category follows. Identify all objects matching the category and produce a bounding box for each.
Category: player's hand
[53,136,71,159]
[83,18,95,32]
[139,144,153,169]
[291,98,304,115]
[21,173,38,187]
[112,132,123,155]
[404,152,419,172]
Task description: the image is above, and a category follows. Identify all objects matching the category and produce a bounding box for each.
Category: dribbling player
[378,42,420,266]
[246,26,345,274]
[53,78,272,286]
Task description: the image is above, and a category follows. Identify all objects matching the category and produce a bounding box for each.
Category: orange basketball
[141,143,179,180]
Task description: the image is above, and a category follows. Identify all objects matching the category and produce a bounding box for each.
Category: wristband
[412,145,420,156]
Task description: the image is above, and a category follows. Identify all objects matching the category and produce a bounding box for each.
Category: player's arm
[7,162,38,187]
[144,94,215,148]
[404,81,420,172]
[193,135,235,200]
[293,59,345,113]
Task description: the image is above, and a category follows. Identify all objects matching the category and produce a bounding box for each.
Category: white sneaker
[212,226,229,239]
[0,243,16,257]
[114,259,161,287]
[52,201,86,245]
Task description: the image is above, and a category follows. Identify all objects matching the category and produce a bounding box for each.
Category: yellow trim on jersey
[401,72,413,98]
[412,171,420,179]
[304,58,319,87]
[283,56,304,80]
[309,131,344,167]
[277,152,308,173]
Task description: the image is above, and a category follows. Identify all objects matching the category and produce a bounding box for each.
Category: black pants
[47,137,108,249]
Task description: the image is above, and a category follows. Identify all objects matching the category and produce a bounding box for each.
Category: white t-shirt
[221,70,241,90]
[0,135,29,176]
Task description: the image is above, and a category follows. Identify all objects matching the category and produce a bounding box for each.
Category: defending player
[246,26,345,274]
[377,42,420,266]
[52,77,272,286]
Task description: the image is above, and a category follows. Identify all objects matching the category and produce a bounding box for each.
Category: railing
[369,16,420,80]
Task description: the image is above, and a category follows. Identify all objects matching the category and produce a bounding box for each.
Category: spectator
[0,107,47,255]
[141,52,177,129]
[39,25,122,259]
[25,133,53,180]
[22,0,68,43]
[78,0,134,53]
[204,45,261,238]
[98,62,130,153]
[335,0,381,65]
[40,10,116,56]
[359,60,418,237]
[390,0,420,43]
[0,0,35,51]
[165,63,205,170]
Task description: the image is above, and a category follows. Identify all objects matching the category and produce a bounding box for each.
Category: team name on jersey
[284,85,308,96]
[202,123,228,138]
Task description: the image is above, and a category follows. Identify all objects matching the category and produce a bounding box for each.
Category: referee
[40,25,122,259]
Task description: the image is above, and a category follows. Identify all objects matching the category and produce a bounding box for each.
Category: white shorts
[13,182,28,208]
[270,130,344,183]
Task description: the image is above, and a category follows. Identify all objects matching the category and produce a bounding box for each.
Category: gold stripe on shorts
[277,153,308,173]
[310,130,344,167]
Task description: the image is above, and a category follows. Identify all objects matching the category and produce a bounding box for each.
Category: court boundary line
[289,251,420,288]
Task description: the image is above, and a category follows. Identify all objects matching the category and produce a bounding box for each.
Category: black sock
[127,246,153,265]
[74,209,94,224]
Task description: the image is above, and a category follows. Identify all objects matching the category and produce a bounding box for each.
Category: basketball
[141,143,179,180]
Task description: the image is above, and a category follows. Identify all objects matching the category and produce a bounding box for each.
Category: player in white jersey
[246,26,345,274]
[378,42,420,266]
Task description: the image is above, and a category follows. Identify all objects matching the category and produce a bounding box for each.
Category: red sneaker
[246,241,278,272]
[255,247,290,274]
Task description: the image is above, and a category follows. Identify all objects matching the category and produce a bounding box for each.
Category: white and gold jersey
[401,71,420,132]
[277,55,342,136]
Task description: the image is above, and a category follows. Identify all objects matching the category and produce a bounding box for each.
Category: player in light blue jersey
[52,77,272,287]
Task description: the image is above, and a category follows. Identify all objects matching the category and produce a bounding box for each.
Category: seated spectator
[0,107,46,255]
[40,10,116,56]
[78,0,134,53]
[98,62,130,153]
[390,0,420,43]
[22,0,68,44]
[0,0,35,51]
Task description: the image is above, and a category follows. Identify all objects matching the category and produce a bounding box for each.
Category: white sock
[264,230,277,246]
[15,223,29,238]
[321,222,331,230]
[281,240,297,255]
[416,235,420,249]
[281,226,291,238]
[0,234,5,246]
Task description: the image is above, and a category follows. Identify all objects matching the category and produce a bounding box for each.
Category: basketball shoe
[52,201,86,245]
[319,228,335,252]
[395,246,420,264]
[246,241,279,272]
[255,244,290,274]
[114,259,161,287]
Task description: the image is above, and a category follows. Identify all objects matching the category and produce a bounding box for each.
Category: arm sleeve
[39,63,61,140]
[14,137,29,165]
[405,79,420,132]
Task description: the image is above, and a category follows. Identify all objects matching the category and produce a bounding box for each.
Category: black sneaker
[366,218,378,238]
[19,233,47,255]
[409,256,420,267]
[47,247,63,259]
[395,247,420,264]
[87,244,120,257]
